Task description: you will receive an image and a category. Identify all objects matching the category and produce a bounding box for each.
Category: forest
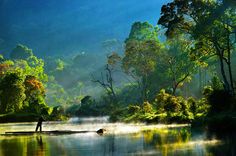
[0,0,236,132]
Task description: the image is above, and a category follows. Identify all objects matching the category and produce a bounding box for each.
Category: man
[35,116,45,132]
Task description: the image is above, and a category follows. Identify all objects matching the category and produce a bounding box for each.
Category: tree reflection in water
[0,126,234,156]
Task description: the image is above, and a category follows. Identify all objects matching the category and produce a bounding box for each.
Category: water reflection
[206,133,236,156]
[0,122,234,156]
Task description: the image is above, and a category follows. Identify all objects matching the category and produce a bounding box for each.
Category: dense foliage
[0,45,51,121]
[0,0,236,132]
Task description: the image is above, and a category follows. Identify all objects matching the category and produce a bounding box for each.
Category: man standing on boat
[35,116,45,132]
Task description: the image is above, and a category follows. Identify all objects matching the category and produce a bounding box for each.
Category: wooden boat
[4,129,106,135]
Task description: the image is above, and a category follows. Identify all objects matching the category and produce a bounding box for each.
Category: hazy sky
[0,0,170,56]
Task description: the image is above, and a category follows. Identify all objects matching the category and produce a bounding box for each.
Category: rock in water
[96,128,106,134]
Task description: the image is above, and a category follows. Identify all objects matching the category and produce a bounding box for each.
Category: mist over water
[68,116,109,123]
[0,118,229,156]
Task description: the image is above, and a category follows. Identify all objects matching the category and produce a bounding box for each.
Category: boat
[4,129,106,135]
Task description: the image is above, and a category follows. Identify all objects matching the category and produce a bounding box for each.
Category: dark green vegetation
[0,0,236,132]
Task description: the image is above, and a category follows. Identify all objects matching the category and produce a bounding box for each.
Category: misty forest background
[0,0,236,131]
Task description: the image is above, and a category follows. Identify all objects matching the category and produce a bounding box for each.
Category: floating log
[4,129,106,135]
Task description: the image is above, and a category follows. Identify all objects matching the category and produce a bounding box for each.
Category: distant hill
[0,0,168,57]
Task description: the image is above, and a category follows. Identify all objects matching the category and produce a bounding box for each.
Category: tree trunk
[226,29,235,95]
[172,73,189,96]
[199,67,202,92]
[172,85,177,96]
[213,41,231,92]
[141,76,148,103]
[218,54,230,92]
[227,61,234,95]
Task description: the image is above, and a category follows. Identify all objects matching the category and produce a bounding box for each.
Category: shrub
[188,97,197,115]
[128,105,141,114]
[154,89,194,122]
[143,101,153,113]
[202,85,213,97]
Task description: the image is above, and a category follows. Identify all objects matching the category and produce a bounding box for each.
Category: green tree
[122,22,163,102]
[158,0,236,94]
[159,37,199,95]
[10,57,47,84]
[0,45,49,115]
[0,73,26,113]
[23,75,49,115]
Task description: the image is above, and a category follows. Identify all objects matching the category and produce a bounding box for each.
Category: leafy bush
[154,89,194,123]
[188,97,197,115]
[211,76,224,90]
[143,101,153,113]
[202,85,213,97]
[127,105,141,114]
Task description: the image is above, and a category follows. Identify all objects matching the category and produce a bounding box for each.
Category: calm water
[0,117,235,156]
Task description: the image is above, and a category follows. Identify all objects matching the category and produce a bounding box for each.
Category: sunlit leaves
[0,44,49,114]
[123,22,162,77]
[122,22,163,101]
[23,75,48,114]
[24,76,45,96]
[123,40,160,76]
[12,58,48,82]
[158,36,198,95]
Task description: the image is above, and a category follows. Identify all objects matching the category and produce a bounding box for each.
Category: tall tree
[160,37,199,95]
[122,22,163,102]
[158,0,236,94]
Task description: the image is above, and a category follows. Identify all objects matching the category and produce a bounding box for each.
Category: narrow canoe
[4,129,105,135]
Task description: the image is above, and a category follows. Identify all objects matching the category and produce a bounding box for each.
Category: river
[0,117,235,156]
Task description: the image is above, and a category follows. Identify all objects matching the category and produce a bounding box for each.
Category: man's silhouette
[35,117,45,132]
